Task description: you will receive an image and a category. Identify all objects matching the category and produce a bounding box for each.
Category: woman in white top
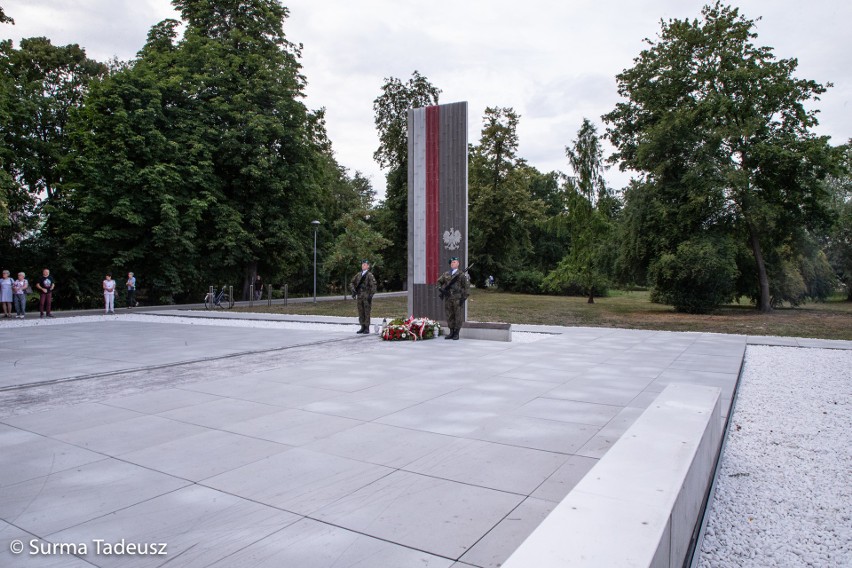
[0,270,12,318]
[103,273,117,315]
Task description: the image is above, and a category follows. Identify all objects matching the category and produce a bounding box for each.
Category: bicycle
[204,286,234,310]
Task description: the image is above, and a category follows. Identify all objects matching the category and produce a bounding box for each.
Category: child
[103,273,116,314]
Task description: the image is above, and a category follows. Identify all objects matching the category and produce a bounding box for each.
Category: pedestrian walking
[0,270,12,318]
[254,273,263,301]
[350,259,377,334]
[12,272,28,319]
[437,257,470,340]
[103,273,116,314]
[126,272,137,308]
[36,268,55,318]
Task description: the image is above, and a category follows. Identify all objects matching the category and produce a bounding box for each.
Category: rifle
[352,271,369,299]
[438,262,474,300]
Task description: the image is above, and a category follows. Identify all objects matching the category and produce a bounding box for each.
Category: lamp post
[311,220,320,303]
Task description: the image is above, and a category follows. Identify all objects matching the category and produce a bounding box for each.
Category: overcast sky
[4,0,850,197]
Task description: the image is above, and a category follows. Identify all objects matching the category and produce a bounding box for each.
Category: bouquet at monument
[381,316,441,341]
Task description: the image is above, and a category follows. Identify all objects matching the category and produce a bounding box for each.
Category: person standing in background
[12,272,28,319]
[126,272,137,308]
[36,268,55,318]
[254,273,263,301]
[0,270,12,318]
[103,273,116,314]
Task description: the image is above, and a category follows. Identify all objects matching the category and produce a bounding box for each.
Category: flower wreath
[381,316,441,341]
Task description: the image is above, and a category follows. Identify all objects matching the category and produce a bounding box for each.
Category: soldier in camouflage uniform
[437,257,469,340]
[350,259,377,334]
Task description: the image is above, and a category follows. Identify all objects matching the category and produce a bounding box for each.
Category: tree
[469,107,543,285]
[372,71,440,289]
[543,119,617,302]
[60,0,329,303]
[325,209,392,291]
[823,142,852,300]
[0,37,106,274]
[604,2,842,312]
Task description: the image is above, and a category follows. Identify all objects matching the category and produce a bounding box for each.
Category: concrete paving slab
[515,397,623,426]
[100,387,222,414]
[2,402,142,436]
[201,447,392,516]
[312,470,525,560]
[47,485,301,568]
[119,430,291,481]
[459,497,556,568]
[178,375,341,407]
[403,437,569,495]
[375,400,503,436]
[53,414,207,456]
[156,397,285,429]
[0,459,189,535]
[206,517,454,568]
[0,424,106,487]
[469,415,598,454]
[304,422,455,469]
[2,519,98,567]
[221,408,362,446]
[299,392,422,421]
[531,455,599,503]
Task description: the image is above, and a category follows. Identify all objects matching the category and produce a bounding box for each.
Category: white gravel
[697,345,852,568]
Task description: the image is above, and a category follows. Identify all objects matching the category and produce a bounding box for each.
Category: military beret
[361,259,370,264]
[449,257,459,264]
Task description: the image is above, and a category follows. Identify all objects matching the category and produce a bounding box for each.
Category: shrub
[650,236,738,314]
[499,269,545,294]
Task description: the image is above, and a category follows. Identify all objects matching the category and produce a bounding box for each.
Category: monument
[407,101,468,323]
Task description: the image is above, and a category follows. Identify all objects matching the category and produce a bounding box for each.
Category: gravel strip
[697,345,852,568]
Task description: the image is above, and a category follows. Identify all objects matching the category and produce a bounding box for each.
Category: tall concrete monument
[407,101,468,322]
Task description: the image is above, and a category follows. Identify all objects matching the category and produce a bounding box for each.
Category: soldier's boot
[356,325,366,334]
[444,328,454,339]
[452,328,460,340]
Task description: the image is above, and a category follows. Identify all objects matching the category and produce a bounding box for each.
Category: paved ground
[0,313,753,567]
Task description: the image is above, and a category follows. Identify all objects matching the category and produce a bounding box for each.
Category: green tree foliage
[823,143,852,300]
[604,2,842,312]
[325,210,392,290]
[469,107,544,285]
[372,71,440,289]
[58,0,344,303]
[649,236,738,313]
[543,119,617,302]
[0,37,106,274]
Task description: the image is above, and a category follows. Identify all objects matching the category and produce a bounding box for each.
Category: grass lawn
[234,289,852,341]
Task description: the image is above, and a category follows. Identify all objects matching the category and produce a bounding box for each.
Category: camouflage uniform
[350,269,377,332]
[437,267,469,339]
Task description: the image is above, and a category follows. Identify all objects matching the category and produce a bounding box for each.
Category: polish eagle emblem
[443,227,462,250]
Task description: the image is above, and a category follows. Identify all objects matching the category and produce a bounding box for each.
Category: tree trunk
[587,291,595,304]
[748,224,772,313]
[242,261,258,301]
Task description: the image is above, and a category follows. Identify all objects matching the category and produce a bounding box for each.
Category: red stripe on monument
[425,105,440,284]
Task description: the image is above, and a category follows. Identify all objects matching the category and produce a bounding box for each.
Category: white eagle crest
[443,227,462,250]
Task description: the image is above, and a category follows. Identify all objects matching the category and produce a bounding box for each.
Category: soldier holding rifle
[437,257,470,340]
[350,259,377,334]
